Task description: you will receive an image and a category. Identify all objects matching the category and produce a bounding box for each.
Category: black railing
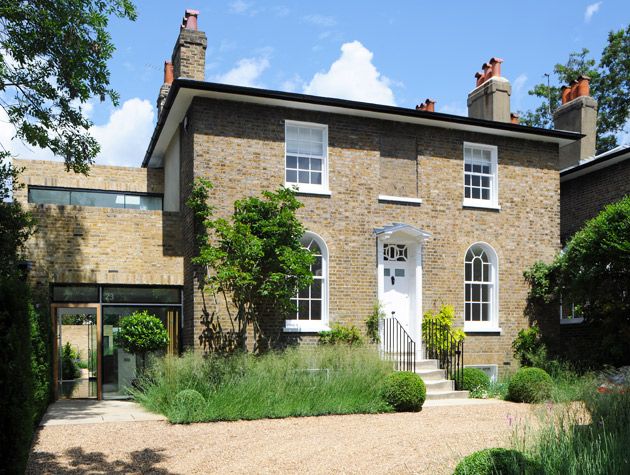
[380,316,416,372]
[423,319,464,390]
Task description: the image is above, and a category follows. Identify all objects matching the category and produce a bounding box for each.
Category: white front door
[383,263,411,331]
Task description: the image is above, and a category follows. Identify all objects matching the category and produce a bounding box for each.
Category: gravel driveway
[28,400,534,474]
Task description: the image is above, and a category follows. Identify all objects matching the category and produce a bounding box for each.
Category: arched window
[286,232,329,331]
[464,243,499,331]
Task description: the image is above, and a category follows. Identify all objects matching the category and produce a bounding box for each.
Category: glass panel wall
[29,187,163,210]
[52,285,99,303]
[102,286,181,304]
[102,306,178,399]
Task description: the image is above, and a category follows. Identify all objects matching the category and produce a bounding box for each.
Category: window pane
[312,256,322,276]
[310,300,322,320]
[472,303,480,321]
[311,158,322,171]
[473,164,481,173]
[286,140,299,154]
[464,175,470,186]
[482,150,491,160]
[286,126,298,140]
[482,165,491,174]
[29,188,70,205]
[472,188,480,199]
[298,171,309,183]
[481,303,490,321]
[464,163,471,172]
[311,128,324,142]
[52,285,99,302]
[101,286,181,304]
[482,285,489,302]
[298,156,310,170]
[483,263,491,282]
[309,280,321,299]
[286,155,297,169]
[465,187,471,198]
[482,189,490,200]
[472,284,480,301]
[298,300,309,320]
[298,287,309,299]
[465,303,471,321]
[394,269,405,277]
[286,170,297,183]
[71,191,123,208]
[311,172,322,185]
[481,176,490,187]
[473,259,482,281]
[472,175,480,187]
[384,268,391,277]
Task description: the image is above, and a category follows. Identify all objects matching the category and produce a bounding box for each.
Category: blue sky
[6,0,628,167]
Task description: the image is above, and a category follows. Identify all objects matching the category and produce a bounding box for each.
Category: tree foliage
[520,26,630,154]
[0,0,137,173]
[525,196,630,365]
[187,180,315,353]
[116,310,169,356]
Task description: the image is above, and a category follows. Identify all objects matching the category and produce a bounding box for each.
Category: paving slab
[40,399,165,426]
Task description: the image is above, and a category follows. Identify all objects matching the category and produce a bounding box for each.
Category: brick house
[533,76,630,349]
[16,10,581,399]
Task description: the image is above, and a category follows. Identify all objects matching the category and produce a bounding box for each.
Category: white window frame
[284,231,330,333]
[559,296,584,325]
[284,120,329,195]
[463,142,499,210]
[464,242,501,333]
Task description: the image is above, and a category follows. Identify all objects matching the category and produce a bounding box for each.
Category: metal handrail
[380,316,416,373]
[422,319,464,390]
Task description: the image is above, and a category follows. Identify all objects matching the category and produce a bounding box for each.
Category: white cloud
[438,102,467,117]
[90,98,154,167]
[229,0,251,14]
[303,41,396,106]
[280,74,304,93]
[0,98,154,168]
[212,57,270,87]
[302,14,337,27]
[584,2,602,22]
[513,74,528,93]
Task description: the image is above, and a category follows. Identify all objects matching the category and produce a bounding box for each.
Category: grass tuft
[132,346,394,423]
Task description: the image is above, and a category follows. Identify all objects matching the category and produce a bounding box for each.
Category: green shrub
[0,276,34,474]
[116,310,169,370]
[453,448,540,475]
[462,368,491,394]
[133,346,393,423]
[29,304,53,424]
[380,371,426,412]
[170,389,207,423]
[422,305,465,351]
[365,302,383,343]
[318,323,363,346]
[507,367,553,403]
[61,342,81,380]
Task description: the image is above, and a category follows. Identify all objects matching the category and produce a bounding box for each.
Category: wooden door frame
[51,303,102,400]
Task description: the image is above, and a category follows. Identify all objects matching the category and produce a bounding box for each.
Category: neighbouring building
[16,10,582,399]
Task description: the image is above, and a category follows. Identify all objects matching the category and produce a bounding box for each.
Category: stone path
[40,399,166,426]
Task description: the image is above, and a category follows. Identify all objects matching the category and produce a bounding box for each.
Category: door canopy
[373,223,431,242]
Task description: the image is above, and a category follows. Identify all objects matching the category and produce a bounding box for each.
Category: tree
[115,310,169,371]
[187,180,315,353]
[524,196,630,366]
[521,26,630,154]
[0,0,137,173]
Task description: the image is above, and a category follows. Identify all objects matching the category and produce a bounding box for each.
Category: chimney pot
[569,79,579,101]
[510,112,520,124]
[475,71,484,87]
[164,61,174,85]
[576,75,591,98]
[489,57,504,78]
[182,9,200,30]
[416,103,427,111]
[425,98,436,112]
[561,86,571,105]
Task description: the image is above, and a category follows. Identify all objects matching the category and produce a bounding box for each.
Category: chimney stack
[467,57,512,122]
[416,98,436,112]
[553,75,597,168]
[172,9,207,81]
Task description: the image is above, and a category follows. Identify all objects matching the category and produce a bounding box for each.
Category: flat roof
[561,145,630,182]
[143,78,582,168]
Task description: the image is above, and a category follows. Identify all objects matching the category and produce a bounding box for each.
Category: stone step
[415,359,438,370]
[424,379,455,393]
[425,390,470,400]
[416,369,446,381]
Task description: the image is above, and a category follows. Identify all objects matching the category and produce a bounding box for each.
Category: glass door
[54,306,99,399]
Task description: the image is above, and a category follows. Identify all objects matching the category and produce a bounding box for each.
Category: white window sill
[285,185,332,197]
[464,326,502,334]
[283,322,331,333]
[378,195,422,205]
[463,199,501,210]
[560,318,584,325]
